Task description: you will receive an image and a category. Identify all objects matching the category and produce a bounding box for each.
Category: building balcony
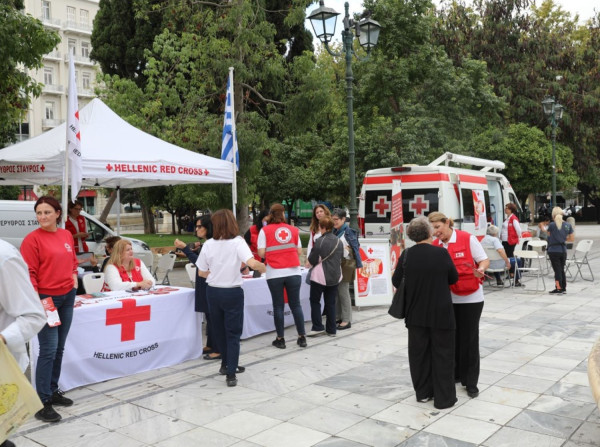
[64,53,94,66]
[43,50,62,61]
[79,88,95,98]
[63,20,92,35]
[42,84,65,95]
[39,16,61,29]
[42,119,64,129]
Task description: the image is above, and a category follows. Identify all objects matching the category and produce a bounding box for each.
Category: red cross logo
[106,299,151,342]
[368,247,374,255]
[373,196,391,217]
[409,195,429,216]
[275,227,292,244]
[106,163,113,171]
[204,169,209,175]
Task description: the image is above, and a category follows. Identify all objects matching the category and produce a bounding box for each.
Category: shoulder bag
[305,238,340,285]
[388,248,409,319]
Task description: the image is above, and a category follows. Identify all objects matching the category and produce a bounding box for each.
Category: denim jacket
[334,224,363,269]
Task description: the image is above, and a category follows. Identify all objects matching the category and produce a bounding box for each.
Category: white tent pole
[61,125,69,229]
[116,187,121,236]
[229,67,238,218]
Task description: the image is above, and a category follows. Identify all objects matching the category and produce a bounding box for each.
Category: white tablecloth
[31,287,202,391]
[241,270,312,339]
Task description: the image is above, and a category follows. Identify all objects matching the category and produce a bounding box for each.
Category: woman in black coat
[174,215,220,360]
[392,217,459,409]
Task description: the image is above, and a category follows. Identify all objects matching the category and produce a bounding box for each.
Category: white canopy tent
[0,98,233,188]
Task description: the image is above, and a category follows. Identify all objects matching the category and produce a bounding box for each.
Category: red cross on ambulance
[409,195,429,216]
[373,196,391,217]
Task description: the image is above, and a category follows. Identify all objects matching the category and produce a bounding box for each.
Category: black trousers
[549,251,567,290]
[407,326,456,409]
[454,301,483,388]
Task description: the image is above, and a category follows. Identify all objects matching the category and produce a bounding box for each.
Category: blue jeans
[309,282,337,334]
[206,286,244,375]
[266,275,305,338]
[36,289,76,403]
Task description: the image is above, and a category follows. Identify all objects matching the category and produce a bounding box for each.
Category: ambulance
[358,152,531,242]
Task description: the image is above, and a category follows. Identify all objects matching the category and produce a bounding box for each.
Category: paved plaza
[10,225,600,446]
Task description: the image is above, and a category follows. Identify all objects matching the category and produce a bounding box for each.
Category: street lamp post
[541,96,564,208]
[308,1,381,230]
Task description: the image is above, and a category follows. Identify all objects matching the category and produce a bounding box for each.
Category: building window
[80,9,89,27]
[82,72,91,89]
[75,70,79,85]
[41,1,51,19]
[68,38,77,56]
[67,6,76,24]
[45,102,55,120]
[81,41,90,58]
[43,67,54,85]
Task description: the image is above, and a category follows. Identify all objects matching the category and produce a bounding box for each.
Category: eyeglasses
[195,225,203,229]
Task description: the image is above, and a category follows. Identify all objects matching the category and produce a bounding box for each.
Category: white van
[359,152,532,242]
[0,200,152,263]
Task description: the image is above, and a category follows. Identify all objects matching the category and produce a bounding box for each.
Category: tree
[0,0,60,146]
[469,123,577,205]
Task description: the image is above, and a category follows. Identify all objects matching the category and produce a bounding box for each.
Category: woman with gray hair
[392,217,458,409]
[481,225,511,286]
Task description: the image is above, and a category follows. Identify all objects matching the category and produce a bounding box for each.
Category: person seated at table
[100,236,121,272]
[537,216,550,241]
[104,240,155,291]
[481,225,511,286]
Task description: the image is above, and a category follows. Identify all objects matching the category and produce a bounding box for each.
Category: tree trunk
[142,205,155,234]
[527,192,535,223]
[99,190,118,224]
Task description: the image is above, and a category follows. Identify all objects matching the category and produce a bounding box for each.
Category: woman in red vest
[244,209,269,262]
[104,240,155,291]
[500,203,522,258]
[65,200,89,253]
[428,212,489,400]
[257,203,307,349]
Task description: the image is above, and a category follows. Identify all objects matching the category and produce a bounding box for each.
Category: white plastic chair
[153,253,176,285]
[82,273,105,293]
[185,263,197,286]
[513,249,546,292]
[526,239,549,275]
[138,251,154,272]
[483,247,509,287]
[566,240,594,282]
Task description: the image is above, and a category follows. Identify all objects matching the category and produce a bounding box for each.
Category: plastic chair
[513,250,546,292]
[526,239,549,275]
[138,251,154,272]
[153,253,176,285]
[566,240,594,282]
[483,247,509,287]
[185,263,197,286]
[82,273,105,293]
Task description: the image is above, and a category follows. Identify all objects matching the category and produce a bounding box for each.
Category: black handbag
[388,248,408,319]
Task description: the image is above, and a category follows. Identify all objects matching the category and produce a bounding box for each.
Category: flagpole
[229,67,237,218]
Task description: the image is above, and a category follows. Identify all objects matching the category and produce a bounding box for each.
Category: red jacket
[248,225,261,261]
[262,223,300,269]
[20,228,78,295]
[507,214,519,246]
[65,214,89,253]
[434,230,481,296]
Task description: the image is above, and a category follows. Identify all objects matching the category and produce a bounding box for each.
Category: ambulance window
[461,189,491,224]
[402,189,438,220]
[364,190,392,223]
[86,218,105,243]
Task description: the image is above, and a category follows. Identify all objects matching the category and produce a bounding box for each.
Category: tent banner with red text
[354,238,394,307]
[30,288,202,391]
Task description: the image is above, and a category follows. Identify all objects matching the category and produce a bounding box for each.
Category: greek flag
[221,74,239,170]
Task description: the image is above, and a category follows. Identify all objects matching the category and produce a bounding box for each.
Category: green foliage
[0,2,59,146]
[0,186,20,200]
[469,123,577,203]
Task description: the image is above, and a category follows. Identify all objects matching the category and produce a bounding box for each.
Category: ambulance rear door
[457,173,490,237]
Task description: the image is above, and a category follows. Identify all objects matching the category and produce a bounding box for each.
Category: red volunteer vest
[65,215,89,252]
[263,223,300,269]
[118,258,144,283]
[434,229,481,296]
[507,214,519,245]
[249,225,261,261]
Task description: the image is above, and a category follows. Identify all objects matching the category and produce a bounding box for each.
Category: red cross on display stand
[373,196,391,217]
[409,195,430,216]
[106,299,151,342]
